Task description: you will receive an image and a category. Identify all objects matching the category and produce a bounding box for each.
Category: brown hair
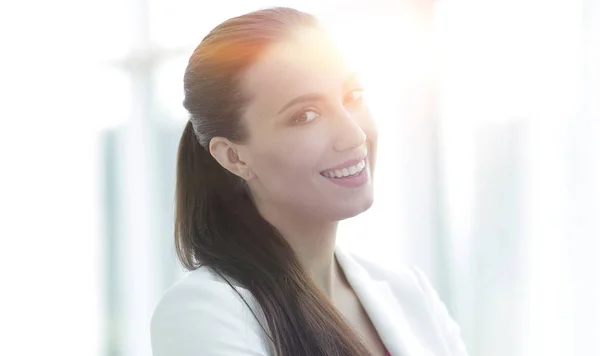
[174,7,371,356]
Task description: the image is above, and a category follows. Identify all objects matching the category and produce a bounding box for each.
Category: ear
[208,137,255,181]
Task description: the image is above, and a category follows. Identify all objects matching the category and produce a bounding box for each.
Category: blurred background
[0,0,599,355]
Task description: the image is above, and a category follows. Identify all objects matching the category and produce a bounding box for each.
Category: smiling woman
[150,7,469,356]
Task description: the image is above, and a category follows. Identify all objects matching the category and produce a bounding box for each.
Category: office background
[0,0,599,355]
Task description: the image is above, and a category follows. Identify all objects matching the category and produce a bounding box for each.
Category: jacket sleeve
[150,279,271,356]
[411,266,470,356]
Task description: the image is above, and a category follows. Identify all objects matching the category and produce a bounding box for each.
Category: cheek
[251,133,325,183]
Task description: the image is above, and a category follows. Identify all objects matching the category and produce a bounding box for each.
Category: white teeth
[322,160,366,178]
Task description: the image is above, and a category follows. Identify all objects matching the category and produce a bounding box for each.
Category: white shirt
[151,245,470,355]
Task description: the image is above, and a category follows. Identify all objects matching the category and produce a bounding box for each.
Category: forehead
[241,28,353,114]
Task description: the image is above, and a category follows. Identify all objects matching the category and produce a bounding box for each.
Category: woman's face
[238,27,378,222]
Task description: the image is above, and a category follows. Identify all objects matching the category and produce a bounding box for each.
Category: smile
[320,159,366,179]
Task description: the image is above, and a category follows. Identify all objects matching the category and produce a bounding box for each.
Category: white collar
[335,244,435,356]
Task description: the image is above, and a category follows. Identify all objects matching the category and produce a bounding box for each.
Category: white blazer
[151,245,470,355]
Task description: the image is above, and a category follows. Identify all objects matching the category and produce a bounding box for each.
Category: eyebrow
[277,93,326,114]
[276,73,361,115]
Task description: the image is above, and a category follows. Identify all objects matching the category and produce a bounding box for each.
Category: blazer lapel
[335,245,435,356]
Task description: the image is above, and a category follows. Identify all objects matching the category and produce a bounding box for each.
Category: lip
[320,154,368,173]
[321,160,369,188]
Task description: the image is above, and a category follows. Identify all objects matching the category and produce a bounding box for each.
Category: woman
[151,7,468,356]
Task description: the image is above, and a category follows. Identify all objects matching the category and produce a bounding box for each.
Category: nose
[332,108,367,152]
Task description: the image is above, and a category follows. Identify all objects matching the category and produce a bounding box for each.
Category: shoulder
[150,266,272,356]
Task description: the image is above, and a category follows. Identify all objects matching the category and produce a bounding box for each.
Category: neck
[256,203,343,297]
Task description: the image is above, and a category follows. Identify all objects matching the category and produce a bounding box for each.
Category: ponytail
[174,120,209,269]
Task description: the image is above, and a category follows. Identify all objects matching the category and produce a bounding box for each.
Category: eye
[292,109,320,124]
[344,88,364,104]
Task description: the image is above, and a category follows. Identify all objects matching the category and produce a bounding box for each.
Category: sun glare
[325,13,433,116]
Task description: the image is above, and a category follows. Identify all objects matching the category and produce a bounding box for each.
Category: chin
[326,194,375,221]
